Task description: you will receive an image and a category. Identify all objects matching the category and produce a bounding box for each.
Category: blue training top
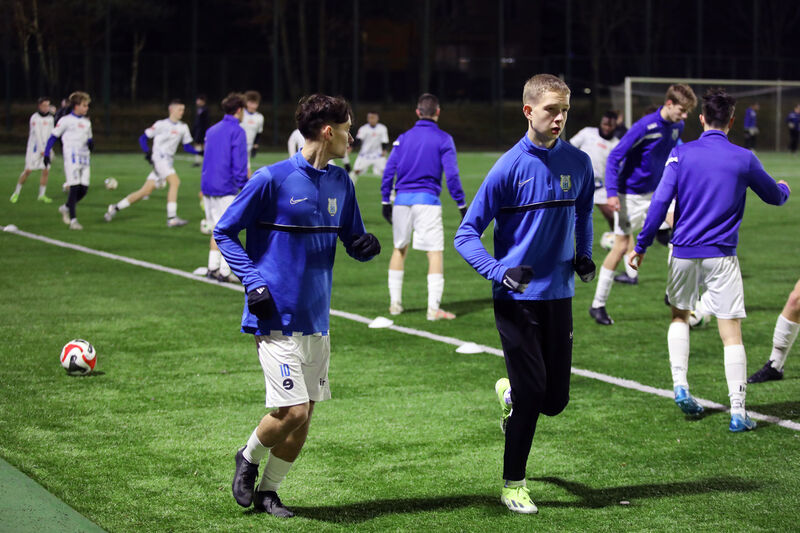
[454,134,594,301]
[201,115,248,197]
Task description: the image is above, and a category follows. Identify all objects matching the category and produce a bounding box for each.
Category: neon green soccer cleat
[37,195,53,204]
[495,378,512,434]
[501,484,538,514]
[10,192,19,203]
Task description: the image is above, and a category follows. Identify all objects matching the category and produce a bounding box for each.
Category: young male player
[628,89,790,432]
[44,91,94,231]
[217,94,381,518]
[201,93,248,282]
[589,84,697,325]
[351,111,390,182]
[104,100,199,226]
[10,97,54,204]
[748,278,800,383]
[192,94,209,167]
[288,127,352,172]
[242,91,265,177]
[381,93,467,320]
[786,104,800,154]
[743,102,759,151]
[455,74,595,514]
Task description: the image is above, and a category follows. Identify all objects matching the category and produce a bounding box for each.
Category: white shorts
[146,157,176,189]
[256,333,331,408]
[203,195,235,227]
[353,155,387,175]
[593,186,607,205]
[25,150,48,171]
[614,192,652,235]
[392,204,444,251]
[64,151,91,186]
[667,255,746,319]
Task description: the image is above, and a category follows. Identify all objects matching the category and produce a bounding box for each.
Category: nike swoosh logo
[518,177,534,187]
[289,197,308,205]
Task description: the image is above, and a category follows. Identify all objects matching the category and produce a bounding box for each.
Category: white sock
[167,201,177,218]
[116,198,131,210]
[208,250,221,271]
[243,428,269,464]
[668,321,691,388]
[258,453,294,492]
[724,344,747,416]
[592,266,615,308]
[38,185,46,197]
[388,269,404,305]
[623,260,639,279]
[219,256,231,277]
[13,183,22,195]
[427,273,444,311]
[769,314,800,371]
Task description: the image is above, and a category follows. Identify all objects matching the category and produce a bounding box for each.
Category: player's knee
[541,394,569,416]
[787,285,800,313]
[280,404,309,430]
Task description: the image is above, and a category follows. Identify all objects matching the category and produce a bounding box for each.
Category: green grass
[1,149,799,532]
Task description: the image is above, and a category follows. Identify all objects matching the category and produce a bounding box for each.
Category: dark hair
[295,94,352,140]
[37,96,50,105]
[169,99,184,106]
[221,92,245,115]
[244,90,261,104]
[196,94,207,101]
[602,110,618,121]
[417,93,439,117]
[702,88,736,128]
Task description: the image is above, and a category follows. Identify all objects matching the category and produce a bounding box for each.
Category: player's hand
[628,251,644,271]
[250,147,257,158]
[247,286,273,321]
[778,179,791,193]
[382,203,392,224]
[145,151,153,165]
[458,205,467,220]
[573,255,596,282]
[43,155,51,167]
[607,196,620,212]
[502,265,534,293]
[351,233,381,258]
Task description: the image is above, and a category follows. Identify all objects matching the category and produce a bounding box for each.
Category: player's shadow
[529,476,760,508]
[748,400,800,421]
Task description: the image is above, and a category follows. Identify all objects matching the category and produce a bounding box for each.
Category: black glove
[655,228,671,246]
[574,255,596,282]
[145,151,153,165]
[43,155,51,167]
[197,149,204,156]
[351,233,381,258]
[87,139,94,152]
[247,286,273,321]
[502,265,534,293]
[382,204,392,224]
[459,205,467,220]
[250,147,257,158]
[344,163,352,173]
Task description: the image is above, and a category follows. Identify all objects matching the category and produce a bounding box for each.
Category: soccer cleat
[232,447,259,507]
[495,378,512,434]
[747,361,783,384]
[613,273,638,285]
[500,485,538,514]
[253,490,295,518]
[589,306,614,325]
[664,294,670,307]
[729,413,756,432]
[69,219,83,230]
[389,302,404,315]
[104,204,116,222]
[674,385,703,416]
[167,216,188,227]
[427,308,456,321]
[10,192,20,203]
[58,204,70,224]
[37,195,53,204]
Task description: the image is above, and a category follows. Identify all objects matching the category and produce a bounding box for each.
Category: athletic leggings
[67,185,88,219]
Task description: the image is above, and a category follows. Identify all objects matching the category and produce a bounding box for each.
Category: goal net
[611,77,800,151]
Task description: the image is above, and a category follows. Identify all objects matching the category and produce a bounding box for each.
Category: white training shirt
[355,123,389,158]
[145,118,193,158]
[52,113,93,156]
[241,110,265,152]
[287,128,305,156]
[569,127,619,180]
[27,112,54,156]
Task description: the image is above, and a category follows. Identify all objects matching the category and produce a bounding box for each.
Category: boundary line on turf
[4,224,799,433]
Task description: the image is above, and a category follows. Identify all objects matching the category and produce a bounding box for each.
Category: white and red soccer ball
[60,339,97,376]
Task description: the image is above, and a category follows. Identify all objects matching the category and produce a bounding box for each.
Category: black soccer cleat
[589,306,614,325]
[253,490,295,518]
[613,273,638,285]
[232,447,259,507]
[747,361,784,384]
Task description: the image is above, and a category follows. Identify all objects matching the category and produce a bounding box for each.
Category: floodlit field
[1,150,799,532]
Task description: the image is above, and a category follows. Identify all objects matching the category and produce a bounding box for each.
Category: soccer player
[201,93,248,282]
[217,94,380,518]
[628,88,791,432]
[104,100,199,227]
[454,74,595,514]
[381,93,467,320]
[192,94,209,167]
[10,97,54,204]
[242,91,265,177]
[748,278,800,383]
[351,111,390,182]
[288,127,352,172]
[569,110,619,242]
[786,104,800,154]
[589,84,697,325]
[743,102,759,151]
[43,91,93,231]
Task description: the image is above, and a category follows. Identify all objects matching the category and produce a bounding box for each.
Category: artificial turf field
[0,149,799,532]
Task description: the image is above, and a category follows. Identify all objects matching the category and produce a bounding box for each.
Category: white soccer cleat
[104,204,116,222]
[389,302,404,315]
[69,219,83,230]
[427,308,456,321]
[167,217,188,227]
[58,204,70,225]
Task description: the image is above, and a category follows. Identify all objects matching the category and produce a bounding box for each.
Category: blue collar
[70,112,84,118]
[520,133,562,159]
[292,150,329,179]
[700,129,728,139]
[223,115,240,124]
[415,119,438,128]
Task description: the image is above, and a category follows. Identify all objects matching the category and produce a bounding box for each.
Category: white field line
[4,224,799,433]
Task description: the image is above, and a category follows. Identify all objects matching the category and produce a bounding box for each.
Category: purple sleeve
[441,135,466,207]
[231,129,248,189]
[183,143,199,155]
[139,133,150,153]
[605,121,642,198]
[635,153,678,254]
[746,155,790,206]
[44,135,57,157]
[381,138,401,203]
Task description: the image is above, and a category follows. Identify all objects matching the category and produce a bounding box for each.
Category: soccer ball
[600,231,616,251]
[60,339,97,376]
[104,177,118,190]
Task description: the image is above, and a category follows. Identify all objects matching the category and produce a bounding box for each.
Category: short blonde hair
[665,84,697,110]
[69,91,91,107]
[523,74,570,105]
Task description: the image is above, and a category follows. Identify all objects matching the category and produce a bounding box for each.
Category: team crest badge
[672,129,679,140]
[560,174,572,192]
[327,197,337,216]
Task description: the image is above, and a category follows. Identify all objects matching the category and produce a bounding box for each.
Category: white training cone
[369,316,394,329]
